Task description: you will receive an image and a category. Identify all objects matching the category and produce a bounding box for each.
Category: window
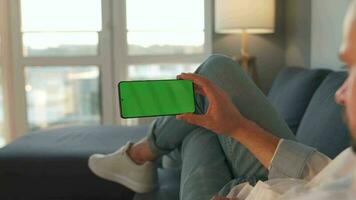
[118,0,211,125]
[14,0,111,131]
[126,0,205,56]
[128,64,199,80]
[25,66,101,130]
[0,69,5,148]
[6,0,211,137]
[21,0,102,57]
[0,0,8,147]
[123,0,210,81]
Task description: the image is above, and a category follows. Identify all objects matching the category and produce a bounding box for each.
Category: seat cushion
[268,67,331,134]
[296,72,350,158]
[0,125,148,199]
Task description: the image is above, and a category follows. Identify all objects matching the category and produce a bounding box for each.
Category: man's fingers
[178,73,210,86]
[177,73,207,96]
[177,73,217,100]
[176,113,205,126]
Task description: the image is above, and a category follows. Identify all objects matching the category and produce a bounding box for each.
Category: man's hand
[176,73,250,136]
[211,196,239,200]
[177,73,280,169]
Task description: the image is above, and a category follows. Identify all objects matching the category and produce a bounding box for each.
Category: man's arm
[230,119,280,168]
[230,121,330,178]
[176,73,331,177]
[176,73,284,168]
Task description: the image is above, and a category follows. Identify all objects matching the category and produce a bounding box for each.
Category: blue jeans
[147,55,295,200]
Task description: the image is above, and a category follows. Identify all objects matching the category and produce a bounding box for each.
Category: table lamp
[215,0,275,83]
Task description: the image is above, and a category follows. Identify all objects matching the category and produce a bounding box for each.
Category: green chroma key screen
[118,80,196,118]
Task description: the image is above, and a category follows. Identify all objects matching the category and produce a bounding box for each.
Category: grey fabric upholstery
[268,67,331,134]
[0,125,148,199]
[296,72,350,158]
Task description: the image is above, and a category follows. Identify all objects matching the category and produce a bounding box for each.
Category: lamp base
[235,55,259,86]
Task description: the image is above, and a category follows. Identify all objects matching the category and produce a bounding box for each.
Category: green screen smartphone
[118,80,196,118]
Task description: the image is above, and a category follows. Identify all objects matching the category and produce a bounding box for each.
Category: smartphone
[118,79,196,118]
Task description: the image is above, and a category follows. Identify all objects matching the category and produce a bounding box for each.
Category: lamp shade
[215,0,275,34]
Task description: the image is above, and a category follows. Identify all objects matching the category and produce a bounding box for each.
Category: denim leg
[179,129,232,200]
[147,54,295,158]
[194,54,296,194]
[146,116,199,158]
[146,54,296,197]
[146,77,207,157]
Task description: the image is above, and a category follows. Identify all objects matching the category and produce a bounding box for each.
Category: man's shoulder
[321,147,355,173]
[309,147,355,185]
[331,147,354,163]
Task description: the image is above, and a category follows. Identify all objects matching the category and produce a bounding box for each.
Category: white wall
[310,0,351,70]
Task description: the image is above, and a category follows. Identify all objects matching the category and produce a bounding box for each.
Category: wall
[283,0,351,70]
[285,0,311,68]
[212,0,286,94]
[310,0,351,70]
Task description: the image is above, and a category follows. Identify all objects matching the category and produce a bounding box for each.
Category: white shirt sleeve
[268,139,331,180]
[299,150,331,180]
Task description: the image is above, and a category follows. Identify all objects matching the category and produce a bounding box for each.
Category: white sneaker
[88,142,158,193]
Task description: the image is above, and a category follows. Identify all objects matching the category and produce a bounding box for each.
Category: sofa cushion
[268,67,331,134]
[0,125,148,199]
[296,71,350,158]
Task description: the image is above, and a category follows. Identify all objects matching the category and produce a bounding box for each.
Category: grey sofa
[0,67,350,199]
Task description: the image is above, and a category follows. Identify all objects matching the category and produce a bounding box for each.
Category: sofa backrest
[296,72,350,158]
[268,67,331,134]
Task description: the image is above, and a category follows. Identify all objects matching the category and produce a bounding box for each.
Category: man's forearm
[231,120,280,169]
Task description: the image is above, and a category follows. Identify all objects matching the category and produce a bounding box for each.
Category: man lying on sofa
[88,1,356,200]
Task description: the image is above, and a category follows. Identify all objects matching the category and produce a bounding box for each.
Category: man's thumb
[176,113,203,125]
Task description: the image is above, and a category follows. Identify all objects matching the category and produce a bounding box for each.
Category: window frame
[112,0,213,124]
[0,0,17,142]
[117,0,213,64]
[6,0,212,138]
[10,0,116,134]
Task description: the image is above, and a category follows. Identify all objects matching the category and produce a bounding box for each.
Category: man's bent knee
[197,54,243,77]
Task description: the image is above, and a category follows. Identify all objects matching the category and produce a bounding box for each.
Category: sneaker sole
[88,161,157,193]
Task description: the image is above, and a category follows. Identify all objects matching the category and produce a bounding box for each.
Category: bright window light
[20,0,102,57]
[126,0,205,55]
[25,66,101,131]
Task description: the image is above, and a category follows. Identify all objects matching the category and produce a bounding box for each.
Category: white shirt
[226,147,356,200]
